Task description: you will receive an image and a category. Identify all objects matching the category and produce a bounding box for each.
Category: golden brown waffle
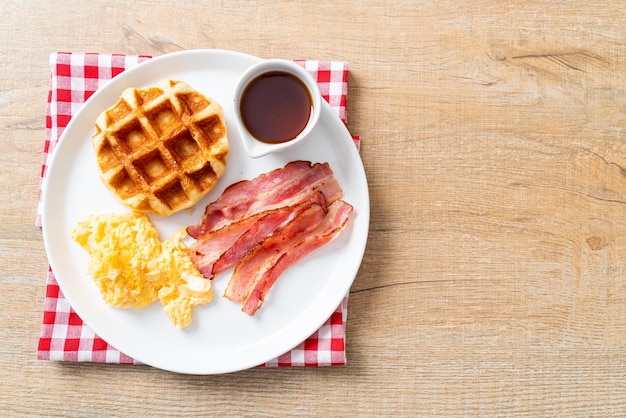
[92,79,229,216]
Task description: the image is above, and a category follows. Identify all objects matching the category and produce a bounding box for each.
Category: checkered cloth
[36,52,359,368]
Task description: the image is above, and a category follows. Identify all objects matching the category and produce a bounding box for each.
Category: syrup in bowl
[233,59,321,158]
[240,71,312,144]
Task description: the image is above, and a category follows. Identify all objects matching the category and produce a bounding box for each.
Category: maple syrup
[240,71,312,144]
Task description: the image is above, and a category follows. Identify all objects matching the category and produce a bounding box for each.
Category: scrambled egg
[72,212,212,328]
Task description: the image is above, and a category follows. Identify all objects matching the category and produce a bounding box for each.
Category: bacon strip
[211,192,326,277]
[225,200,353,315]
[187,161,342,238]
[242,200,353,316]
[189,214,262,278]
[241,200,353,315]
[186,160,353,316]
[224,201,328,303]
[190,192,327,279]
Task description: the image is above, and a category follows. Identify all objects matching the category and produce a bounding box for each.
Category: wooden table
[3,1,626,415]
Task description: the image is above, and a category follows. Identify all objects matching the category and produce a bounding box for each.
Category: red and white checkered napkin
[36,52,360,369]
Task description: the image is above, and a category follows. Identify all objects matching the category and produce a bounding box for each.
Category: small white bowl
[232,59,322,158]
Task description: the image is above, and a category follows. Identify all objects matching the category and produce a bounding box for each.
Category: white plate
[42,49,369,374]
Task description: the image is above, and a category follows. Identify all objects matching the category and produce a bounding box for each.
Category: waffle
[92,79,229,216]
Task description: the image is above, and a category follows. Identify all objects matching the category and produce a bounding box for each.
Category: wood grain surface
[2,1,626,416]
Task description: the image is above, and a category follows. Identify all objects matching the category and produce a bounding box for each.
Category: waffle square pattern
[92,79,229,216]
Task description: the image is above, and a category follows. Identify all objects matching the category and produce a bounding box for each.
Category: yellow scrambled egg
[72,212,212,329]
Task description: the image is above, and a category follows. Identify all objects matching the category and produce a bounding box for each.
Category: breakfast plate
[42,49,369,374]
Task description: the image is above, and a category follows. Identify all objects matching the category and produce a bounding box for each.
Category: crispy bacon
[186,161,342,238]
